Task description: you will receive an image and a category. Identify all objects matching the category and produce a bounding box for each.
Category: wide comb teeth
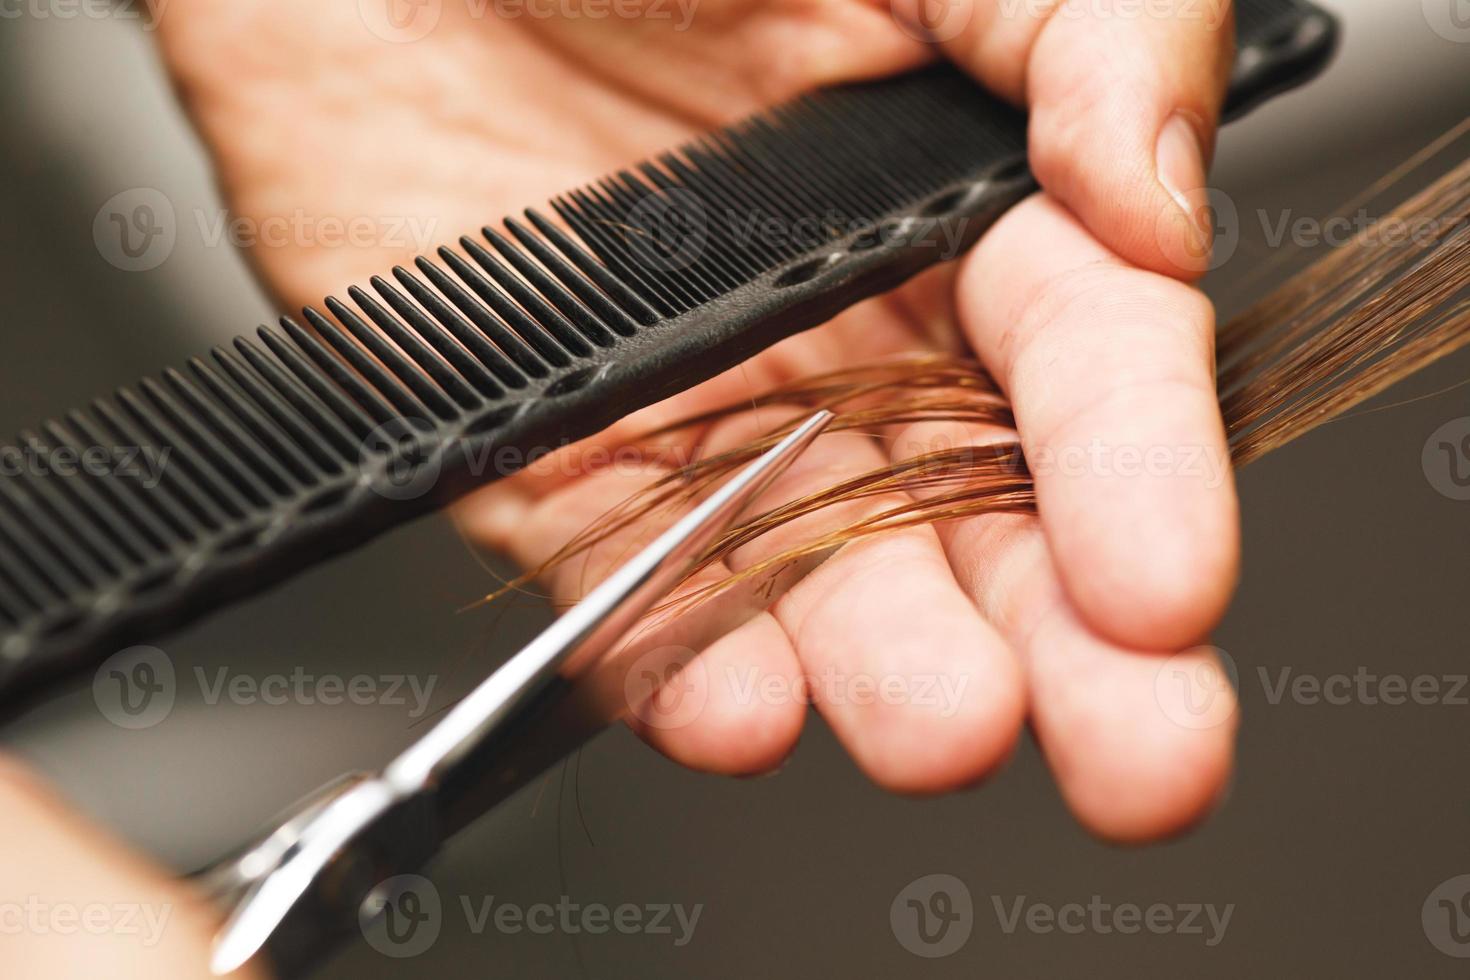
[0,0,1338,706]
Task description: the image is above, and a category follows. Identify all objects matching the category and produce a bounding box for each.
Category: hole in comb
[127,565,177,598]
[919,188,969,217]
[775,253,844,288]
[850,219,911,252]
[38,611,85,639]
[989,159,1032,184]
[214,526,263,555]
[545,368,596,397]
[300,484,352,516]
[465,404,519,437]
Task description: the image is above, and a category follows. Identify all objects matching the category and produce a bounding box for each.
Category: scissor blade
[208,409,833,977]
[383,408,835,797]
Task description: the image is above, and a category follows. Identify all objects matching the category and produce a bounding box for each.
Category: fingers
[959,194,1238,651]
[891,425,1235,841]
[0,757,253,979]
[959,514,1235,840]
[628,612,807,776]
[771,523,1027,793]
[465,457,809,776]
[941,0,1235,278]
[694,413,1025,795]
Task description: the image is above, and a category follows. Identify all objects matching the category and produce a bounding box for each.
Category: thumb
[937,0,1235,280]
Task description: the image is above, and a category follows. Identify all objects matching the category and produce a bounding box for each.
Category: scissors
[195,409,833,977]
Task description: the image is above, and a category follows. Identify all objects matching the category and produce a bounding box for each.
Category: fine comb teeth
[0,0,1337,709]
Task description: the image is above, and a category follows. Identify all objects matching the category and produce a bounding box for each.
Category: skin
[144,0,1238,833]
[4,0,1247,971]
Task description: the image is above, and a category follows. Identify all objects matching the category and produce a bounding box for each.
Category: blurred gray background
[1,1,1469,976]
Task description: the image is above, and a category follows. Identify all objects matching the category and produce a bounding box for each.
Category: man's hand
[155,0,1240,840]
[0,757,255,978]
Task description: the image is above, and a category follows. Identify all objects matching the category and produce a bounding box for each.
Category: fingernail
[1156,112,1210,260]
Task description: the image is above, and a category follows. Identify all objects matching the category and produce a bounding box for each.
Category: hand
[0,757,254,977]
[155,0,1240,840]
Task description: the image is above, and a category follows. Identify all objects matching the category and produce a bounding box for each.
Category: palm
[158,0,1240,841]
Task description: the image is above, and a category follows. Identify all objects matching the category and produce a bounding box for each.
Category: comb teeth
[0,0,1336,705]
[0,66,1027,680]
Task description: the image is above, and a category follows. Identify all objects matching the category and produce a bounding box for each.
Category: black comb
[0,0,1337,709]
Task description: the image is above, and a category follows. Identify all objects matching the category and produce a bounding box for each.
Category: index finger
[958,193,1238,651]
